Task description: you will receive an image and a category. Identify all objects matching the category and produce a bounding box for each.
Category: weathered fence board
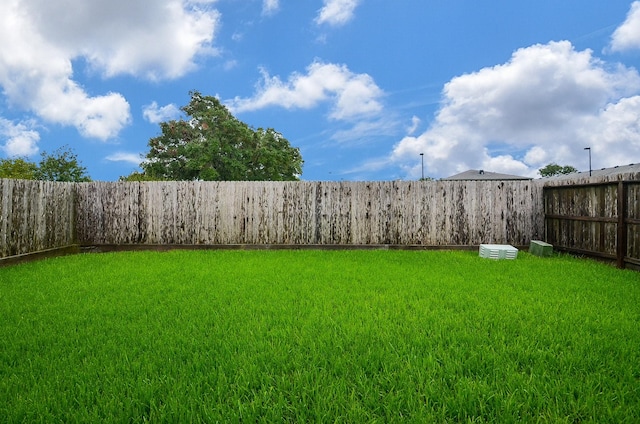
[628,183,640,263]
[0,179,75,258]
[73,180,544,247]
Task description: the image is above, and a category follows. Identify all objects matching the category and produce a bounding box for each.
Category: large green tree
[538,163,578,177]
[141,91,303,181]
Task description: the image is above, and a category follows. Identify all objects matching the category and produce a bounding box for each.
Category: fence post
[617,181,628,269]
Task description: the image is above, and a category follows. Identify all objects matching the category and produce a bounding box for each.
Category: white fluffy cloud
[0,0,219,143]
[391,41,640,178]
[143,102,182,124]
[17,0,220,80]
[579,95,640,166]
[315,0,362,26]
[610,1,640,52]
[226,61,383,121]
[0,119,40,157]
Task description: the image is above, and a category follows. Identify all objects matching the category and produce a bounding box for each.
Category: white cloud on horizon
[143,102,182,124]
[315,0,362,26]
[390,41,640,179]
[341,156,391,178]
[610,1,640,52]
[0,0,220,141]
[0,119,40,157]
[225,61,383,121]
[105,152,143,165]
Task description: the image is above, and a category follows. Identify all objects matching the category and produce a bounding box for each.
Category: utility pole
[584,147,592,177]
[420,153,424,180]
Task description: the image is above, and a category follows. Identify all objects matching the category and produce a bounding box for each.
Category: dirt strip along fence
[0,179,76,259]
[544,173,640,270]
[74,180,544,248]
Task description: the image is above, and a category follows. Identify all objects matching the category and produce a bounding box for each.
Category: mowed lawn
[0,250,639,423]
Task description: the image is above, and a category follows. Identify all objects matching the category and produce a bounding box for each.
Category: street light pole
[584,147,591,177]
[420,153,424,180]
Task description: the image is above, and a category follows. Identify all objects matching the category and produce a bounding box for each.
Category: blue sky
[2,0,640,181]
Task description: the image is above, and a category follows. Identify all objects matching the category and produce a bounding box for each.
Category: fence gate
[544,181,640,270]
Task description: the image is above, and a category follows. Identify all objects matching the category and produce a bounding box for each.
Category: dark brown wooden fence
[0,179,76,259]
[74,180,544,247]
[544,180,640,270]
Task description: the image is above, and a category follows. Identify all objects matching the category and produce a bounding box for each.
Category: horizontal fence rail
[75,180,544,247]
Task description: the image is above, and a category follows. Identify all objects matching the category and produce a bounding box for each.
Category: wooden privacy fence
[75,180,544,247]
[1,179,544,260]
[4,176,640,269]
[544,180,640,270]
[5,177,640,270]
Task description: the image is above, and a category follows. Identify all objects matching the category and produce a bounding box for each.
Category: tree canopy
[0,158,38,180]
[140,91,303,181]
[0,146,90,182]
[119,171,165,182]
[35,146,91,182]
[538,163,578,177]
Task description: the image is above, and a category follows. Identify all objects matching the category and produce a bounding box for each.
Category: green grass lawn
[1,250,639,423]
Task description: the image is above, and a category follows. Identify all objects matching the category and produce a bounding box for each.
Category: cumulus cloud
[37,86,131,140]
[391,41,640,178]
[0,0,219,140]
[143,102,182,124]
[315,0,361,26]
[579,95,640,166]
[225,61,383,121]
[105,152,143,165]
[610,1,640,52]
[19,0,220,80]
[0,119,40,157]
